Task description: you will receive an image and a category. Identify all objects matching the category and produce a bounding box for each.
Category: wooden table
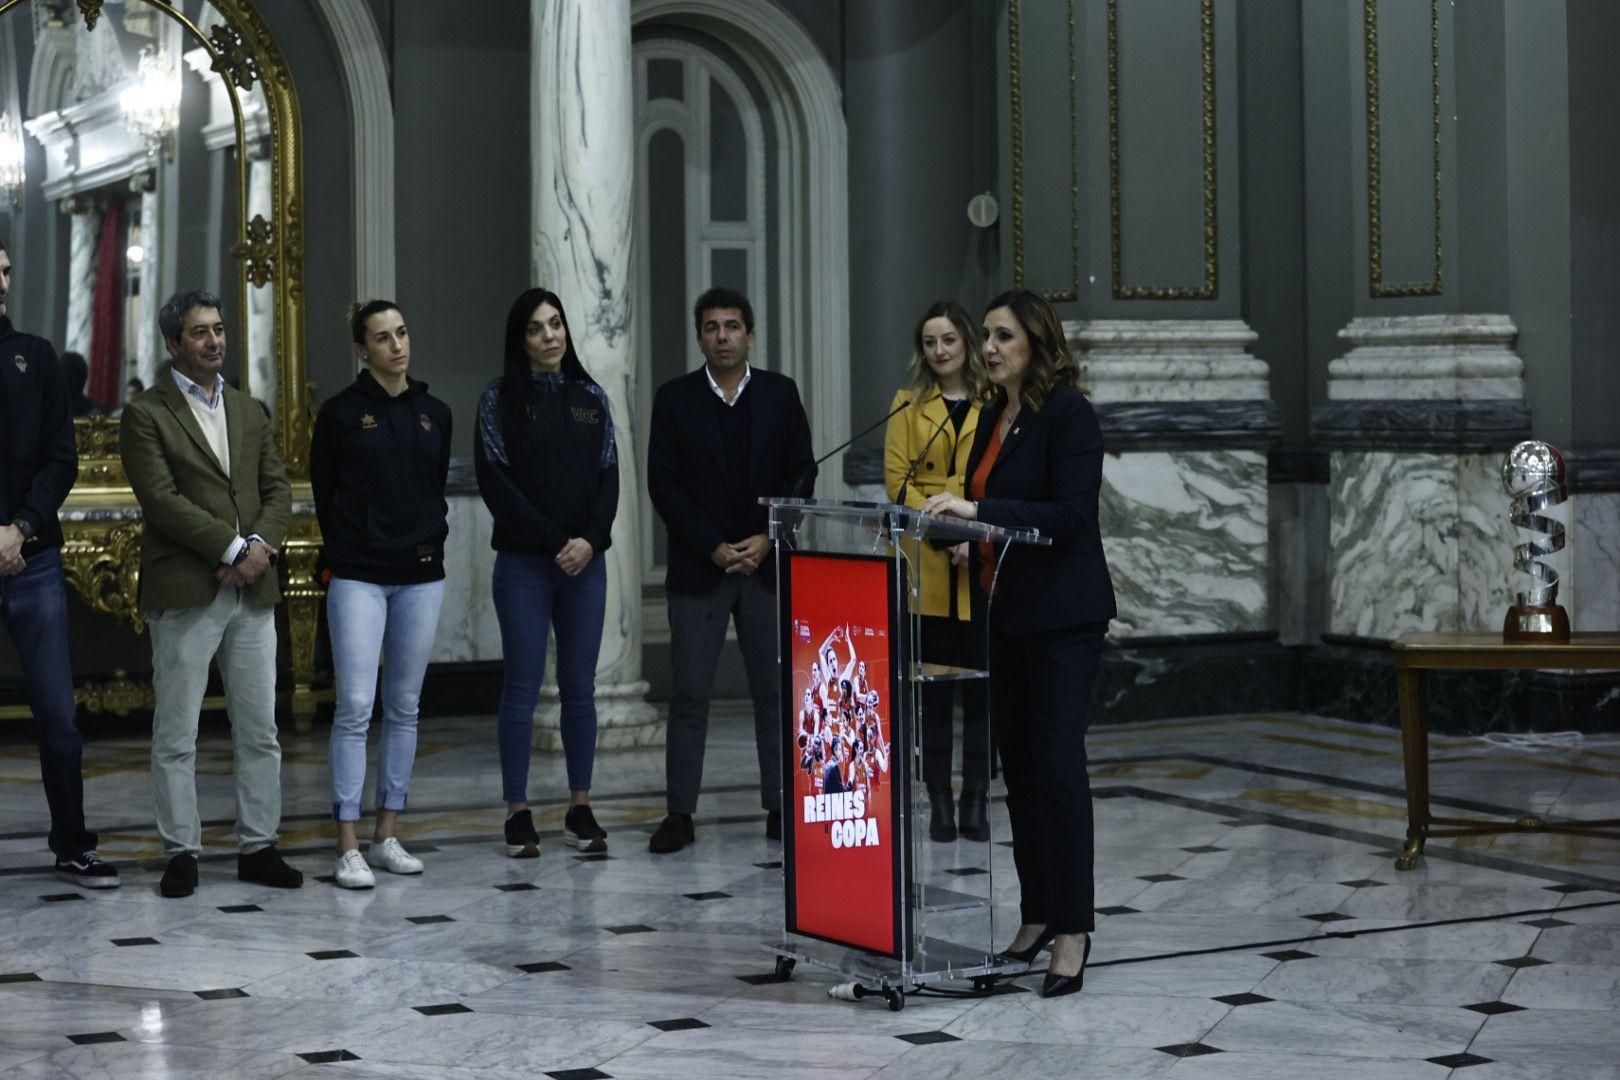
[1392,632,1620,870]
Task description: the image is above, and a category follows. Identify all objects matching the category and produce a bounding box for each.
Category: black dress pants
[990,622,1104,934]
[919,614,989,792]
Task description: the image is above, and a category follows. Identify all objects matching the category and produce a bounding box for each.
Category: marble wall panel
[1101,450,1270,637]
[1456,452,1520,631]
[1271,481,1329,646]
[1572,492,1620,632]
[431,495,501,664]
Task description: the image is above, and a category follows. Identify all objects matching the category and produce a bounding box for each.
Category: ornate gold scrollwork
[1364,0,1444,298]
[232,213,277,286]
[208,21,261,92]
[76,0,103,32]
[73,415,128,489]
[75,670,157,716]
[59,521,145,634]
[280,503,324,733]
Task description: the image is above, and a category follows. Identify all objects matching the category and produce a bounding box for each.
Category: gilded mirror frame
[0,0,321,725]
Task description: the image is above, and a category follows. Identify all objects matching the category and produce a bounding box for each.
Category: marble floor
[1,709,1618,1079]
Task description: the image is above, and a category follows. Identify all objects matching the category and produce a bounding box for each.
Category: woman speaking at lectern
[921,289,1116,998]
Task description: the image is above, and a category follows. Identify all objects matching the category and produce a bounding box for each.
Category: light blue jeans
[327,576,445,822]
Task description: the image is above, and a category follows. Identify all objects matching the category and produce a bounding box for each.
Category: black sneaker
[765,810,782,841]
[160,853,198,898]
[562,805,607,853]
[55,851,120,889]
[648,812,695,854]
[237,845,304,888]
[505,808,540,858]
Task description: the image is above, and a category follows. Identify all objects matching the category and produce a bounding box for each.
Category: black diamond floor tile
[1095,905,1141,916]
[194,988,249,1000]
[545,1069,611,1080]
[495,882,540,892]
[218,904,263,913]
[1544,883,1595,894]
[67,1032,125,1045]
[39,893,85,902]
[313,875,337,885]
[1155,1042,1223,1058]
[1180,845,1226,854]
[1522,917,1573,929]
[0,973,43,984]
[648,1017,710,1032]
[737,971,791,985]
[1261,949,1317,962]
[1494,956,1552,969]
[753,860,782,869]
[307,950,359,960]
[1137,873,1186,883]
[944,867,989,876]
[517,961,571,974]
[895,1031,960,1045]
[683,891,732,901]
[1092,788,1130,799]
[1302,912,1355,923]
[298,1050,361,1064]
[1427,1052,1493,1068]
[604,924,655,935]
[995,840,1015,848]
[1338,878,1389,888]
[406,915,456,925]
[110,937,159,946]
[1212,993,1273,1007]
[1462,1001,1525,1016]
[414,1003,474,1016]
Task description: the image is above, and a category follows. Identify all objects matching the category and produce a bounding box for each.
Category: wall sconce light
[0,110,24,208]
[121,47,181,159]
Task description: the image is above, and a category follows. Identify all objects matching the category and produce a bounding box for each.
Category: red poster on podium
[781,552,904,958]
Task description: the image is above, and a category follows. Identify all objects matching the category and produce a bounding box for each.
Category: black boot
[928,787,957,843]
[958,787,989,842]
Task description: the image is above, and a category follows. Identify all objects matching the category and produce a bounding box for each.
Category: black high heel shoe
[1040,933,1092,998]
[998,926,1055,965]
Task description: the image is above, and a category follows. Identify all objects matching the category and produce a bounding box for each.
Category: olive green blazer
[119,369,291,612]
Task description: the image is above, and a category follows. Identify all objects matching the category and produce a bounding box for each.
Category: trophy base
[1502,604,1571,643]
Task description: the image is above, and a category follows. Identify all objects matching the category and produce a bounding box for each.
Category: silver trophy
[1501,440,1570,642]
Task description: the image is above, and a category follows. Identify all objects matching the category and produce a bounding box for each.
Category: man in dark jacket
[646,287,815,852]
[0,238,118,888]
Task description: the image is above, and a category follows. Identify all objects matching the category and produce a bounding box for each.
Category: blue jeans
[326,577,445,821]
[493,552,606,800]
[0,548,94,858]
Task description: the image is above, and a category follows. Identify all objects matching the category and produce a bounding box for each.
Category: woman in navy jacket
[923,288,1117,998]
[476,287,619,859]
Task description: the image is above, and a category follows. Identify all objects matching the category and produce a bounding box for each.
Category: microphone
[787,398,911,500]
[895,399,963,509]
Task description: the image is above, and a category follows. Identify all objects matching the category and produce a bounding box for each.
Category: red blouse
[969,419,1005,594]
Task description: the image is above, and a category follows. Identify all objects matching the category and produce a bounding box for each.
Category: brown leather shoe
[648,812,695,854]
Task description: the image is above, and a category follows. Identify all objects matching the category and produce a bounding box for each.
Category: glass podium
[758,497,1050,1010]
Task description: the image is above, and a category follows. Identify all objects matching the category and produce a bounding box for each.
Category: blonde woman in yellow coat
[884,301,991,842]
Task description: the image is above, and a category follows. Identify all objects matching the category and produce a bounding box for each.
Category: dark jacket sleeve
[780,379,817,499]
[248,404,292,548]
[438,407,453,497]
[474,415,571,555]
[975,395,1100,543]
[16,347,79,536]
[647,381,727,558]
[308,402,339,540]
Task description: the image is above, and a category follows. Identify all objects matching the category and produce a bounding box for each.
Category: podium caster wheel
[774,957,796,980]
[885,988,904,1012]
[972,976,995,993]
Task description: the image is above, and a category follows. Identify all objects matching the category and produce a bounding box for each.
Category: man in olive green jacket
[120,289,301,898]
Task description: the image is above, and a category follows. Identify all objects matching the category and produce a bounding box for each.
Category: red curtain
[88,201,124,412]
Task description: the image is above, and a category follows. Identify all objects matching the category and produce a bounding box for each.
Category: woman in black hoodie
[310,300,451,889]
[477,287,618,858]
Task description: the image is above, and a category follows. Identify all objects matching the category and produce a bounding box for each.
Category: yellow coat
[883,387,980,620]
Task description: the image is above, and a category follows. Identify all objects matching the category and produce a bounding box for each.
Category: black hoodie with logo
[309,369,452,585]
[0,316,78,554]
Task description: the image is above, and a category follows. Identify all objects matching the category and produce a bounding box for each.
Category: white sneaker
[367,837,424,875]
[333,849,375,890]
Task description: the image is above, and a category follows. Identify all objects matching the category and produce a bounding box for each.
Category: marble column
[1075,319,1275,638]
[530,0,659,750]
[62,199,98,356]
[1315,315,1530,639]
